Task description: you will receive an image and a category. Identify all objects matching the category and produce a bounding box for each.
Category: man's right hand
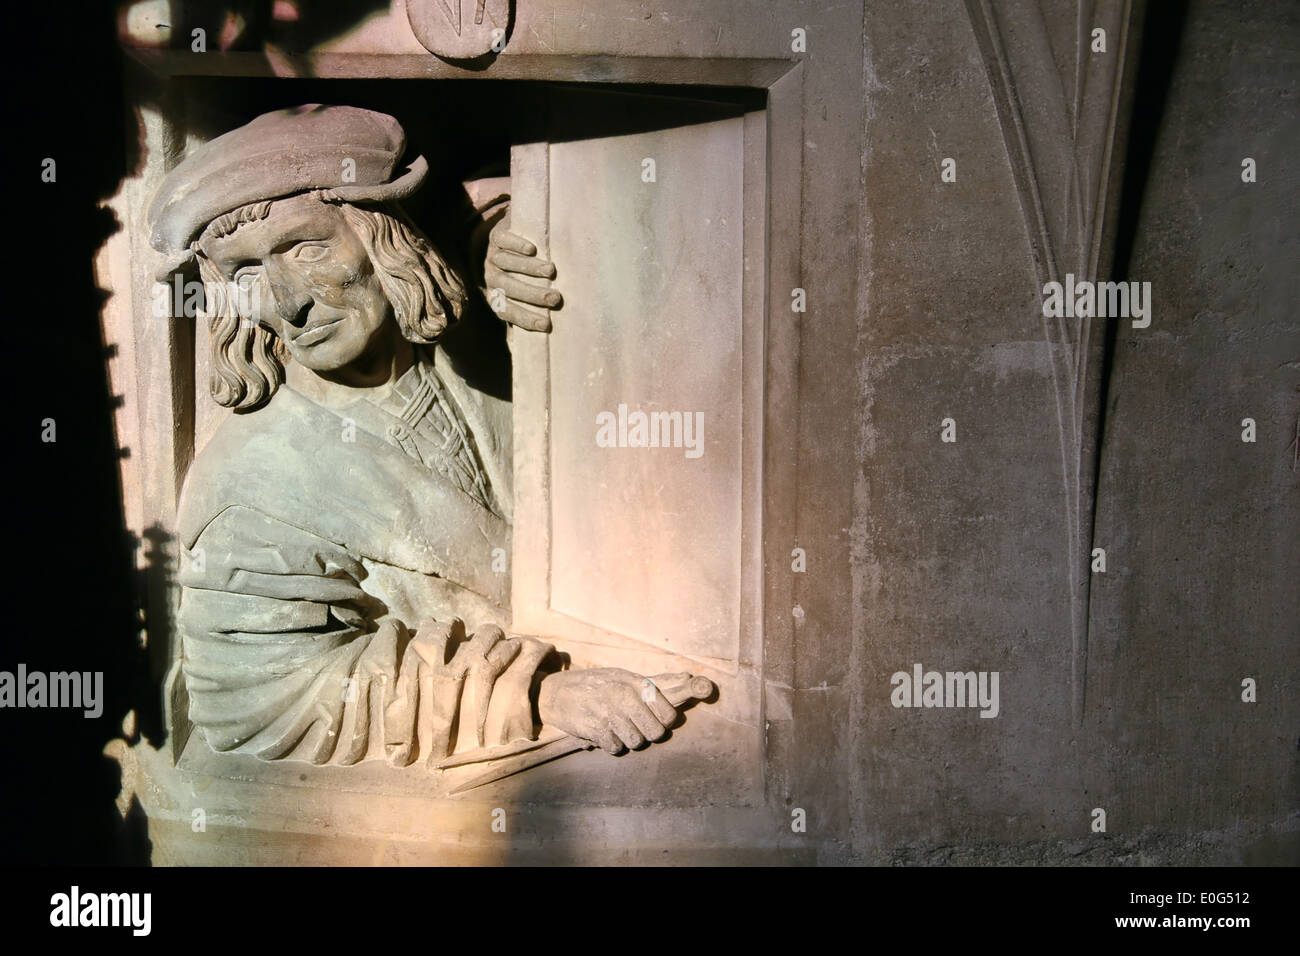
[537,668,685,754]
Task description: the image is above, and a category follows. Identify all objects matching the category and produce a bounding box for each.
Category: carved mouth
[293,316,345,346]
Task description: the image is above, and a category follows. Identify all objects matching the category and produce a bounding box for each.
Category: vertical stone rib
[963,0,1140,726]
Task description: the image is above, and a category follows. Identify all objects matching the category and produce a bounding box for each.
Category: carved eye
[292,243,329,263]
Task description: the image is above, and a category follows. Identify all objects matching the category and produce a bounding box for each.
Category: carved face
[198,193,395,373]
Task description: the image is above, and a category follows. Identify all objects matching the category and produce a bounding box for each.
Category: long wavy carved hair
[194,193,468,412]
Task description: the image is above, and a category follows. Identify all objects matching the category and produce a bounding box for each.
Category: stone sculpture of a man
[149,104,704,772]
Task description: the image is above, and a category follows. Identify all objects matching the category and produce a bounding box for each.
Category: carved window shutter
[508,87,758,670]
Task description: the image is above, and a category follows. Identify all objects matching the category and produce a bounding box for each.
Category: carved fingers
[488,271,563,310]
[490,248,556,279]
[490,226,537,258]
[592,727,625,756]
[597,687,669,754]
[596,672,714,754]
[485,266,562,309]
[607,715,647,753]
[484,221,562,332]
[625,703,668,746]
[637,677,682,728]
[538,668,687,755]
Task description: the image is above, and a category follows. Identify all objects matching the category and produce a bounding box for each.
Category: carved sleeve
[177,505,552,768]
[461,168,511,292]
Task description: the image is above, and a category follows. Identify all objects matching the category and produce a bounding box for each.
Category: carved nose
[264,263,313,328]
[273,286,312,328]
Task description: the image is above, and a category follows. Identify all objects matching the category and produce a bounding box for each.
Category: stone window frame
[109,52,803,809]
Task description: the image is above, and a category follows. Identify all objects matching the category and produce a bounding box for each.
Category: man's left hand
[484,219,562,333]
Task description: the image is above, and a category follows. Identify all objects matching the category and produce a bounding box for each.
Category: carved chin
[288,330,361,369]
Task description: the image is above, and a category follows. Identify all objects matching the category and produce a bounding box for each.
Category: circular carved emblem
[407,0,514,61]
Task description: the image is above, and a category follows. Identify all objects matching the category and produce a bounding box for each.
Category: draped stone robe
[175,343,552,768]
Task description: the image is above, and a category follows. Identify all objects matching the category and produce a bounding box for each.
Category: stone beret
[148,104,428,266]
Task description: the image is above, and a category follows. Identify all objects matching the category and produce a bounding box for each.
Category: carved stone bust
[148,104,710,787]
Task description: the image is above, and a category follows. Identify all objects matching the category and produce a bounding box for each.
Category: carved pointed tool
[445,674,714,794]
[435,730,569,769]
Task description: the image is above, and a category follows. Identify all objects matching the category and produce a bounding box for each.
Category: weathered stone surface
[71,0,1298,865]
[142,102,716,795]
